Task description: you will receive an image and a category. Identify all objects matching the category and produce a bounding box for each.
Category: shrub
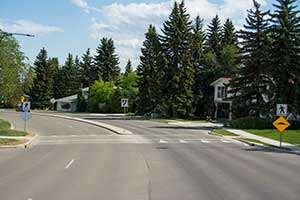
[225,117,273,129]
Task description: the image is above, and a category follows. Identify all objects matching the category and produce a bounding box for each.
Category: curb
[208,131,224,137]
[32,112,133,135]
[0,134,38,149]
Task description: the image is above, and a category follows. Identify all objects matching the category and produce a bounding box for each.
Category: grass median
[244,129,300,145]
[0,139,28,145]
[0,119,30,137]
[212,128,238,136]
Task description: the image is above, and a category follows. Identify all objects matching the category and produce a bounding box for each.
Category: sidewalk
[225,128,300,153]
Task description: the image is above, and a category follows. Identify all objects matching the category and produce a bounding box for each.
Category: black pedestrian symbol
[280,105,285,114]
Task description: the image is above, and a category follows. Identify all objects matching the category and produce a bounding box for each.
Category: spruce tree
[30,48,52,109]
[48,57,59,99]
[79,48,93,87]
[222,19,238,46]
[191,16,206,115]
[61,53,79,96]
[125,59,133,76]
[230,0,271,117]
[269,0,300,113]
[137,25,166,115]
[160,1,194,117]
[94,38,120,82]
[77,88,87,112]
[206,15,222,58]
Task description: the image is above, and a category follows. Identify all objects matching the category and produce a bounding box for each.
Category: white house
[210,78,233,120]
[55,87,89,112]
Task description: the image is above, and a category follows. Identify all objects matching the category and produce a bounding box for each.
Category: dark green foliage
[118,72,138,113]
[206,15,222,58]
[268,0,300,113]
[229,0,272,118]
[30,48,53,109]
[160,1,194,117]
[60,53,80,97]
[124,59,133,76]
[79,48,94,87]
[137,25,166,115]
[76,88,87,112]
[222,19,238,46]
[191,16,206,115]
[94,38,120,82]
[225,117,273,129]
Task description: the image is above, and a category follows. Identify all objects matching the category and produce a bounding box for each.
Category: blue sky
[1,0,298,71]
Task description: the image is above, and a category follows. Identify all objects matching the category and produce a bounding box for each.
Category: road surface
[0,111,299,200]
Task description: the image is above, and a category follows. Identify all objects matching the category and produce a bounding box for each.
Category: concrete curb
[208,131,224,137]
[32,112,133,135]
[0,134,38,149]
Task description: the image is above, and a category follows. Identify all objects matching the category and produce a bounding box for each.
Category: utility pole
[0,29,34,42]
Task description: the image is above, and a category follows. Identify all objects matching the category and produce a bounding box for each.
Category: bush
[225,117,273,129]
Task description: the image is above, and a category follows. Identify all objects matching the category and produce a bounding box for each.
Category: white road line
[159,139,168,143]
[180,139,188,143]
[201,139,211,143]
[65,159,75,169]
[221,139,231,143]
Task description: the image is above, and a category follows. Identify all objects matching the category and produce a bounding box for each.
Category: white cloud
[0,19,64,35]
[88,0,269,70]
[70,0,101,13]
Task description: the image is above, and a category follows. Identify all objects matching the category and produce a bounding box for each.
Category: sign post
[121,98,129,114]
[50,98,56,110]
[21,101,31,132]
[272,116,290,147]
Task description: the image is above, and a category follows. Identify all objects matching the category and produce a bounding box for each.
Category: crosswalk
[33,135,242,146]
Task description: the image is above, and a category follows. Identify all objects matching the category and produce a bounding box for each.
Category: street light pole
[0,30,35,42]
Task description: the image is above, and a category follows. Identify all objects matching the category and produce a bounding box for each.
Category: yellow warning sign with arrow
[273,116,290,133]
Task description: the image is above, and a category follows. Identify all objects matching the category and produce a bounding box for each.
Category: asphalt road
[0,111,300,200]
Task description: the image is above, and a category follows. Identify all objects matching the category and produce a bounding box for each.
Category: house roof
[55,87,89,103]
[210,78,232,86]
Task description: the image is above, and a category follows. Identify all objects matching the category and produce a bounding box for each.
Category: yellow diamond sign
[20,96,25,103]
[273,116,290,132]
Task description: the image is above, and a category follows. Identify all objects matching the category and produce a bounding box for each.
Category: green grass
[0,139,27,145]
[0,118,30,137]
[244,129,300,145]
[213,128,238,136]
[0,119,11,130]
[240,138,290,150]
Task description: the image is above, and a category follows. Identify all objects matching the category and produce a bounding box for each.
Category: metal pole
[280,132,282,148]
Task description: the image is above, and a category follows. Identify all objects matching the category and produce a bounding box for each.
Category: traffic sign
[273,116,290,133]
[21,96,25,103]
[22,101,31,112]
[121,98,129,108]
[50,98,56,104]
[276,104,288,116]
[21,111,32,121]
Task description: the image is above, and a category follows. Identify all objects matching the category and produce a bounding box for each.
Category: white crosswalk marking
[180,139,188,143]
[159,139,168,144]
[201,139,211,143]
[221,139,231,143]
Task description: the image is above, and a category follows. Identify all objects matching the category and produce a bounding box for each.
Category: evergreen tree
[137,25,166,115]
[77,88,87,112]
[79,48,93,87]
[222,19,238,46]
[160,1,194,117]
[94,38,120,82]
[61,53,79,96]
[206,15,222,58]
[47,57,59,98]
[230,0,271,117]
[124,59,133,76]
[191,16,206,115]
[30,48,52,109]
[269,0,300,113]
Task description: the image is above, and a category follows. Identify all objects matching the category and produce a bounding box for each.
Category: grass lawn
[0,119,11,130]
[245,129,300,145]
[0,118,30,137]
[0,139,27,145]
[213,128,238,136]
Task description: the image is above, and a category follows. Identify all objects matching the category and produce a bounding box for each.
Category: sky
[0,0,298,71]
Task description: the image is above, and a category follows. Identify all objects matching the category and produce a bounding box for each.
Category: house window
[217,86,226,99]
